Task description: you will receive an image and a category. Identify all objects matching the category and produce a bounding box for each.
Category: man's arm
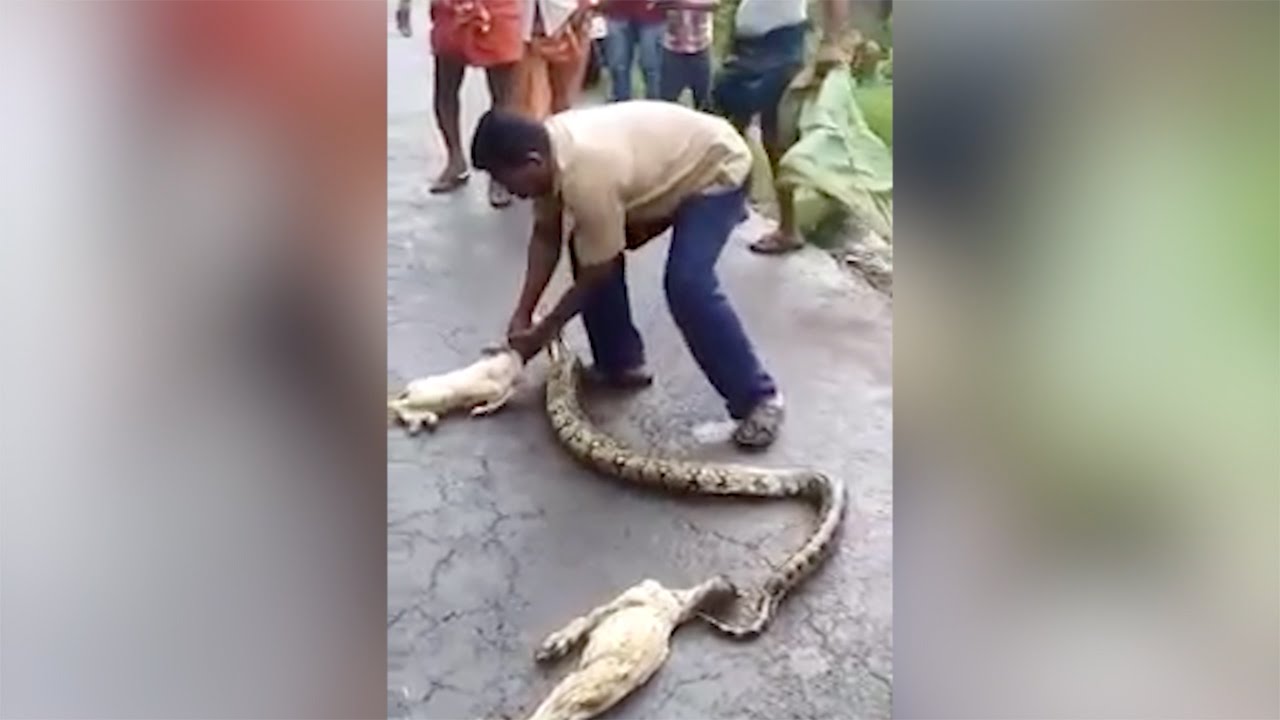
[538,255,615,336]
[813,0,854,71]
[508,254,616,361]
[532,210,668,339]
[509,188,628,360]
[509,197,565,336]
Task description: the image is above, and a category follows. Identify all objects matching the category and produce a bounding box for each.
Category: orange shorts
[512,9,591,119]
[429,0,523,68]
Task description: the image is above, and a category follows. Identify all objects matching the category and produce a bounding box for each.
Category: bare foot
[430,161,470,193]
[749,227,803,254]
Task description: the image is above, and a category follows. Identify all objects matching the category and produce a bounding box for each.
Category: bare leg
[431,55,469,192]
[485,63,517,206]
[749,122,803,253]
[485,62,515,109]
[548,52,587,114]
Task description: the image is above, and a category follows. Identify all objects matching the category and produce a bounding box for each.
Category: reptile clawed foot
[534,631,577,663]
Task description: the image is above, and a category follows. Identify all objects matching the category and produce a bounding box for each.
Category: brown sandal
[749,230,804,255]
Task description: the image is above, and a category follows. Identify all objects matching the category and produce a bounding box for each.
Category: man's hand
[814,34,852,77]
[508,321,554,362]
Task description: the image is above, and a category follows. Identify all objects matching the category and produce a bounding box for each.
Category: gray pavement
[386,11,893,719]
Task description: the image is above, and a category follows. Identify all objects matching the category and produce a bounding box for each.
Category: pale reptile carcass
[517,576,736,720]
[388,346,524,434]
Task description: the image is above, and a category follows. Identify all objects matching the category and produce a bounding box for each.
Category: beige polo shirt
[537,101,752,267]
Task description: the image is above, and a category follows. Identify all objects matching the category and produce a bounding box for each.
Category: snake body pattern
[544,336,847,639]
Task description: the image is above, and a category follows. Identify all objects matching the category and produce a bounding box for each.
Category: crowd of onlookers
[397,0,888,253]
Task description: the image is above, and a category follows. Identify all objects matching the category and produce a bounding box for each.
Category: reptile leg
[470,388,515,417]
[534,588,641,663]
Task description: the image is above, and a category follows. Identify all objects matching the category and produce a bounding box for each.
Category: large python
[544,335,847,639]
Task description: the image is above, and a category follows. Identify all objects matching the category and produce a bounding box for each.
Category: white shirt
[734,0,806,37]
[521,0,580,41]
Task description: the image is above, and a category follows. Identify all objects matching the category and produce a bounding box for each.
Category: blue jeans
[602,19,663,101]
[569,184,777,419]
[660,48,712,110]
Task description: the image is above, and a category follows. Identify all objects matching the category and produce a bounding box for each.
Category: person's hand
[813,32,853,77]
[508,321,552,361]
[395,1,412,38]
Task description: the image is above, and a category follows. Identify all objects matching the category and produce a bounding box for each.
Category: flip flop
[429,169,470,194]
[749,232,804,255]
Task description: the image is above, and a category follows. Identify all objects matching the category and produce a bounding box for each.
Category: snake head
[690,576,741,623]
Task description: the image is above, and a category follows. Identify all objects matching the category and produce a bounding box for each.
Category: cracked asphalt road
[386,10,893,719]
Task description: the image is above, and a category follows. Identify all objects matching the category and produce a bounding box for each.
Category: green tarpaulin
[777,65,893,243]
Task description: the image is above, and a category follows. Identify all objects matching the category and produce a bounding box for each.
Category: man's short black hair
[470,109,550,173]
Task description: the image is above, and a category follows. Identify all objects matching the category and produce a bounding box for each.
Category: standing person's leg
[587,39,605,90]
[658,48,688,103]
[688,48,712,111]
[664,186,782,445]
[511,45,549,118]
[546,36,589,113]
[484,62,516,108]
[711,34,756,133]
[746,25,808,254]
[602,19,636,101]
[635,21,664,100]
[483,62,518,206]
[568,240,650,384]
[430,55,470,192]
[547,59,585,113]
[748,112,802,251]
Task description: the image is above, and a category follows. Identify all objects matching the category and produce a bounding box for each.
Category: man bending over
[471,101,784,448]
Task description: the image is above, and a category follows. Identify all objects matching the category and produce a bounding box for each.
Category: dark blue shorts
[711,22,808,137]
